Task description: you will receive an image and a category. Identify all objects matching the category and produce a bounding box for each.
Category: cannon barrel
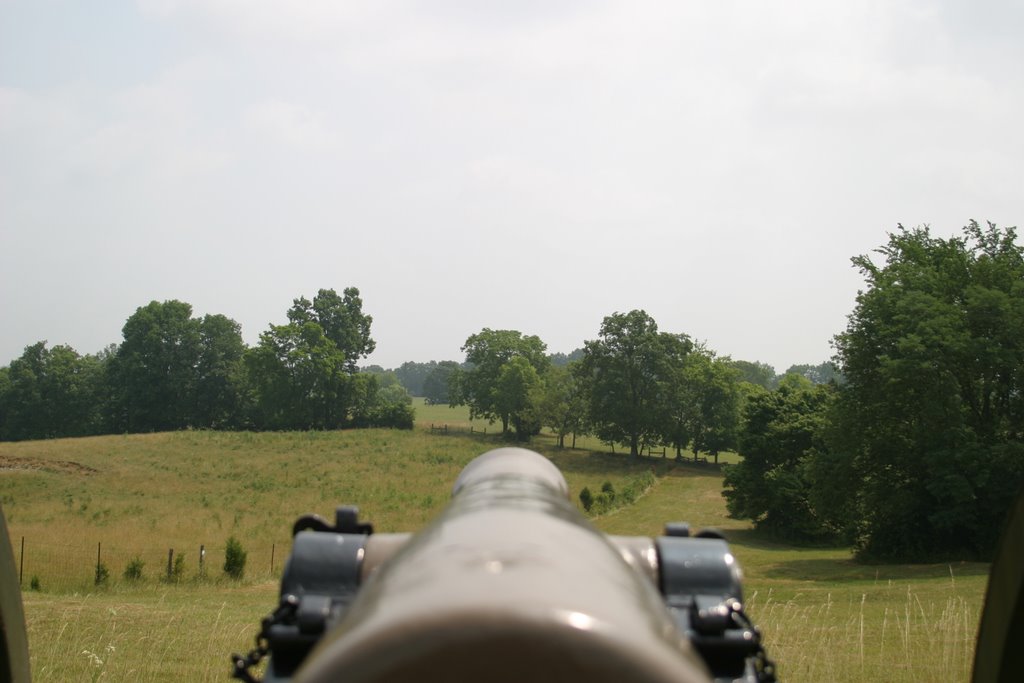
[241,447,772,683]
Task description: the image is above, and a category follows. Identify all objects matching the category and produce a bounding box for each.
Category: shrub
[224,536,247,579]
[94,561,110,586]
[123,557,145,581]
[579,487,594,512]
[171,554,186,582]
[29,575,40,591]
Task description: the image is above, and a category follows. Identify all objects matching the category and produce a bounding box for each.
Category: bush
[94,561,110,586]
[29,575,40,591]
[579,487,593,511]
[224,536,247,579]
[123,557,145,581]
[171,554,186,582]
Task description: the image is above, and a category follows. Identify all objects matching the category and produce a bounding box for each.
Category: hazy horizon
[3,1,1022,373]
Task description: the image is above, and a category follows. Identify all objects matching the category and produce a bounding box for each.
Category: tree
[0,342,105,440]
[245,321,351,430]
[577,311,690,457]
[722,376,837,540]
[449,329,549,434]
[829,221,1024,559]
[663,348,741,462]
[731,360,777,389]
[537,364,589,448]
[493,356,543,439]
[783,361,843,385]
[245,288,377,430]
[195,314,248,428]
[287,288,374,372]
[393,361,437,396]
[108,300,202,432]
[422,361,459,405]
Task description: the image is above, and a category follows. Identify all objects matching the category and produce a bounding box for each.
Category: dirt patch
[0,455,97,475]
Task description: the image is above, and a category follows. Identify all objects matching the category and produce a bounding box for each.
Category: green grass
[1,429,989,682]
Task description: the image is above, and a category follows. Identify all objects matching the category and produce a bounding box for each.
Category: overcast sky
[2,1,1022,373]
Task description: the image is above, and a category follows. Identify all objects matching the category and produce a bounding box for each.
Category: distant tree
[828,222,1024,560]
[548,348,585,367]
[493,356,543,438]
[287,288,375,372]
[245,321,351,430]
[722,376,837,540]
[730,360,776,389]
[0,342,106,440]
[195,314,248,428]
[449,329,549,434]
[393,361,437,396]
[245,288,376,430]
[351,372,415,429]
[422,361,459,405]
[536,364,588,448]
[577,311,690,457]
[108,300,202,432]
[664,348,741,462]
[783,361,843,385]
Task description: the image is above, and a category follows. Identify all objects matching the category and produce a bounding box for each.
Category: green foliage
[224,536,247,579]
[722,378,837,541]
[584,471,655,515]
[422,361,459,405]
[730,360,777,389]
[578,310,691,457]
[663,347,741,461]
[244,288,376,431]
[123,557,145,581]
[29,575,40,591]
[0,342,106,441]
[829,221,1024,560]
[579,486,594,511]
[94,561,109,586]
[536,364,588,447]
[170,554,186,583]
[449,329,549,435]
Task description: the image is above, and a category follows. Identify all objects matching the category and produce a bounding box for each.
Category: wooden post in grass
[167,549,173,581]
[270,543,275,574]
[199,544,205,577]
[95,542,101,583]
[19,536,24,586]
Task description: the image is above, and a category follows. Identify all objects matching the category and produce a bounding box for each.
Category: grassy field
[1,424,988,682]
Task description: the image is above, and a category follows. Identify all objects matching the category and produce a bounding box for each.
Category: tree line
[0,287,414,440]
[432,221,1023,562]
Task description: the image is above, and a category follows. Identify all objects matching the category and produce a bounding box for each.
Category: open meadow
[0,418,988,682]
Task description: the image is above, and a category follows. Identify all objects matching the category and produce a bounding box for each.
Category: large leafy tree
[722,376,837,540]
[108,300,202,432]
[578,310,690,457]
[245,288,377,430]
[829,221,1024,559]
[449,329,549,435]
[195,314,249,428]
[664,348,741,462]
[537,364,589,448]
[287,288,375,372]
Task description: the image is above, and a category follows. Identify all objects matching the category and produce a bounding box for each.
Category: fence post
[96,542,101,583]
[167,549,174,581]
[270,543,275,574]
[199,544,205,577]
[19,536,24,586]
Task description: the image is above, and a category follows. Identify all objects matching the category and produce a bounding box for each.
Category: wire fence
[14,536,287,592]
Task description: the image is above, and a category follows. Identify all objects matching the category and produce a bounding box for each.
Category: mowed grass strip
[3,429,990,682]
